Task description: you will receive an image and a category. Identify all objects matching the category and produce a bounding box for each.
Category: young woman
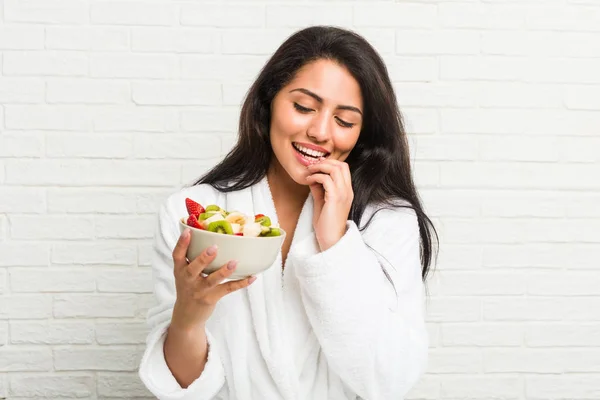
[139,26,437,400]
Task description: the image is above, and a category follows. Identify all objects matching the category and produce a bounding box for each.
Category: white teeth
[293,143,326,158]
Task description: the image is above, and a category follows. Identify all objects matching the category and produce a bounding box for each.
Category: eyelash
[293,103,355,128]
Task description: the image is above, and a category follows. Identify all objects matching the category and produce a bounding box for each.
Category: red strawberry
[254,214,265,220]
[187,214,204,230]
[185,198,205,217]
[235,233,243,236]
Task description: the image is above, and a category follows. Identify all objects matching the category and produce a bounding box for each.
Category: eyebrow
[289,88,363,116]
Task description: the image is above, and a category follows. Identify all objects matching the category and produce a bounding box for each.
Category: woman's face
[269,59,363,185]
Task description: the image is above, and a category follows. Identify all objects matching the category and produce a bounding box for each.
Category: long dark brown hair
[195,26,438,281]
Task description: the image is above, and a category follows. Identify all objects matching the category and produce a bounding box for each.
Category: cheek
[271,106,307,138]
[333,130,360,156]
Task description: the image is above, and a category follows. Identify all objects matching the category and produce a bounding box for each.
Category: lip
[292,143,323,166]
[293,142,330,155]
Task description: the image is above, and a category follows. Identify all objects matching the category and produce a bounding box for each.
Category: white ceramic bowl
[178,218,286,279]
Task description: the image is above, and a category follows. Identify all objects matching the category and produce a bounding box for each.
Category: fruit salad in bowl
[178,198,286,279]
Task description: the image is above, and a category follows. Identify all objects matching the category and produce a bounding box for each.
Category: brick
[0,348,52,372]
[46,133,132,158]
[439,3,526,29]
[402,108,438,134]
[442,324,523,347]
[566,192,600,217]
[5,105,92,131]
[411,135,478,161]
[0,295,52,319]
[526,376,600,399]
[134,133,222,159]
[47,79,130,104]
[480,192,564,218]
[412,161,439,188]
[428,349,482,373]
[480,136,560,162]
[131,27,216,53]
[90,54,178,79]
[96,322,147,345]
[222,29,295,55]
[354,3,435,28]
[0,375,7,398]
[441,377,521,399]
[93,106,179,132]
[483,244,565,268]
[46,27,129,51]
[223,83,252,106]
[478,83,562,108]
[566,85,600,110]
[394,82,478,108]
[181,55,267,81]
[436,245,483,270]
[526,58,600,84]
[528,272,600,296]
[138,243,154,267]
[10,216,94,240]
[526,324,600,347]
[48,189,136,214]
[440,56,523,81]
[10,268,96,292]
[9,374,94,398]
[136,294,157,319]
[0,78,45,103]
[6,160,181,187]
[0,26,44,50]
[54,294,139,318]
[3,51,87,77]
[95,216,156,239]
[439,162,600,190]
[4,0,89,24]
[91,1,177,26]
[10,321,94,344]
[182,4,264,27]
[485,349,600,373]
[396,30,479,55]
[0,216,6,241]
[132,82,221,106]
[427,324,440,348]
[386,57,437,82]
[0,270,5,294]
[52,242,137,266]
[526,4,600,31]
[0,322,6,346]
[0,187,45,213]
[482,31,600,58]
[180,107,240,132]
[55,347,140,371]
[439,271,526,296]
[0,132,44,157]
[0,243,49,267]
[97,373,151,397]
[96,268,153,293]
[136,190,171,214]
[484,298,600,321]
[406,376,441,400]
[420,190,481,218]
[267,5,353,28]
[427,298,480,322]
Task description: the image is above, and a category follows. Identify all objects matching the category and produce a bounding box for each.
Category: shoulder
[360,200,419,242]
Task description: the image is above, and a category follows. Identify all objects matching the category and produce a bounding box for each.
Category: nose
[306,112,330,143]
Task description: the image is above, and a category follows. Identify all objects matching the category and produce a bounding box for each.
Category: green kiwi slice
[260,227,281,237]
[199,212,218,221]
[207,220,234,235]
[205,205,222,213]
[256,216,271,226]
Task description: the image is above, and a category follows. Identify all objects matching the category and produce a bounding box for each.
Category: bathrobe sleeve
[290,205,429,399]
[138,192,227,400]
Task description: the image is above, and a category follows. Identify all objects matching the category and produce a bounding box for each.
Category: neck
[267,160,310,211]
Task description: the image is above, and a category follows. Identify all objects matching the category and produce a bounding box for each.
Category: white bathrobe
[138,175,428,400]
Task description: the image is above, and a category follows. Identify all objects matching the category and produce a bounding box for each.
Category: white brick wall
[0,1,598,399]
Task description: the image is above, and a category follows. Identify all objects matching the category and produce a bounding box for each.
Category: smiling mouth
[292,143,330,160]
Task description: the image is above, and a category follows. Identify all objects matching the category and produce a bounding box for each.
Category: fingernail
[248,276,257,284]
[206,244,217,256]
[227,260,237,270]
[183,228,190,238]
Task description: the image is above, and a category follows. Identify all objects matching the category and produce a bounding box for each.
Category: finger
[204,260,237,287]
[186,244,218,277]
[173,228,191,270]
[214,275,258,299]
[306,173,336,197]
[308,160,348,188]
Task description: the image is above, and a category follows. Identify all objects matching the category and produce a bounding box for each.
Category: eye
[293,103,313,113]
[335,117,355,128]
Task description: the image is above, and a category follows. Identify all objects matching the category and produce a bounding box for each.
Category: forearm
[164,318,208,388]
